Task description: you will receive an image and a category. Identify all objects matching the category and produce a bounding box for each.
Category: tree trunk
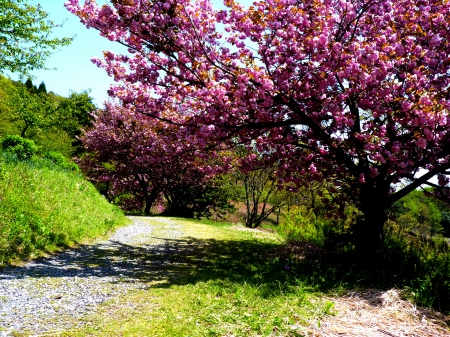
[143,189,160,215]
[355,186,389,268]
[143,200,152,215]
[356,207,386,265]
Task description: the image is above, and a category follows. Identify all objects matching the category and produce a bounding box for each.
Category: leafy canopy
[0,0,72,74]
[0,75,96,157]
[67,0,450,255]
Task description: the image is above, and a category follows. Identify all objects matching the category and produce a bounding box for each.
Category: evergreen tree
[24,78,34,92]
[37,81,47,94]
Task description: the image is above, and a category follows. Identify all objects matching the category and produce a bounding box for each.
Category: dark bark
[143,188,161,215]
[135,175,160,215]
[354,185,389,267]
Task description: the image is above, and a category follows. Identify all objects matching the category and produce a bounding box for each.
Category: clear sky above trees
[4,0,251,106]
[4,0,126,105]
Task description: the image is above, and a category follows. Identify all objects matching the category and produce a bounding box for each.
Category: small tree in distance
[231,146,290,228]
[68,0,450,261]
[237,165,289,228]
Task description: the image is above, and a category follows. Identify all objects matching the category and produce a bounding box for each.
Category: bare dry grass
[270,240,450,337]
[311,288,450,337]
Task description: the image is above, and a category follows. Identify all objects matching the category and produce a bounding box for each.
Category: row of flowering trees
[68,0,450,260]
[78,104,234,217]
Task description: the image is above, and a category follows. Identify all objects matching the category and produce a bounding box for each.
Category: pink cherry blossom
[67,0,450,256]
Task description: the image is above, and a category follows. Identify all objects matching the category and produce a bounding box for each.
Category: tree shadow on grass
[0,235,285,288]
[0,229,374,296]
[1,222,449,317]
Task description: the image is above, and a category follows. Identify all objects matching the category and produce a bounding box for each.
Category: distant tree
[230,146,291,228]
[2,79,95,156]
[234,164,289,228]
[37,81,47,94]
[7,84,44,138]
[79,104,230,216]
[0,0,72,75]
[56,90,96,154]
[24,78,35,92]
[162,169,234,218]
[390,189,448,237]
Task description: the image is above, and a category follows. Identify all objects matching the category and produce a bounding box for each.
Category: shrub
[43,151,79,171]
[281,206,326,246]
[383,221,450,311]
[0,135,37,160]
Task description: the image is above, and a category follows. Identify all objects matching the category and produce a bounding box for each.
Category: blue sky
[6,0,248,106]
[6,0,128,106]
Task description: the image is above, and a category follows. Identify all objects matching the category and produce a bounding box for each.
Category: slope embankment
[0,155,127,265]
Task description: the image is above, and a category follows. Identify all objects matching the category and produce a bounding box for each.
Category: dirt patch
[271,241,450,336]
[311,289,450,337]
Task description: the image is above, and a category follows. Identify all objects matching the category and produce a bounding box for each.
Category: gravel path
[2,217,449,337]
[0,216,182,336]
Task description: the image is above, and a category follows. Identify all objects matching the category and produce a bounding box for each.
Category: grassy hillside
[0,153,127,265]
[0,75,19,137]
[0,74,95,158]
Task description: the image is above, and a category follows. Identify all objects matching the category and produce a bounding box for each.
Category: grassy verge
[60,218,334,337]
[0,154,127,265]
[276,206,450,313]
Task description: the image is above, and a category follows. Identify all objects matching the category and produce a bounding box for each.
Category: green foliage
[191,174,236,218]
[164,175,235,219]
[0,75,96,157]
[390,189,446,237]
[276,200,450,312]
[280,203,358,249]
[0,0,72,74]
[383,221,450,311]
[442,212,450,237]
[56,90,96,154]
[24,77,35,91]
[37,81,47,94]
[0,134,37,160]
[5,83,44,138]
[0,153,127,265]
[43,151,79,171]
[281,206,327,246]
[113,192,145,214]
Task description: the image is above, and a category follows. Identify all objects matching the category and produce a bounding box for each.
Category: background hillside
[0,74,127,265]
[0,74,95,158]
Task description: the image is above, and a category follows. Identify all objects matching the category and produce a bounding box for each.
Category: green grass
[57,218,335,337]
[2,157,449,335]
[5,213,449,335]
[0,153,128,265]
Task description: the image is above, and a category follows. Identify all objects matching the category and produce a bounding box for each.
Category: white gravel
[0,216,182,336]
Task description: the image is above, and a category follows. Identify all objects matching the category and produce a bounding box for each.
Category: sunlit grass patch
[0,155,127,265]
[74,281,332,337]
[63,217,332,337]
